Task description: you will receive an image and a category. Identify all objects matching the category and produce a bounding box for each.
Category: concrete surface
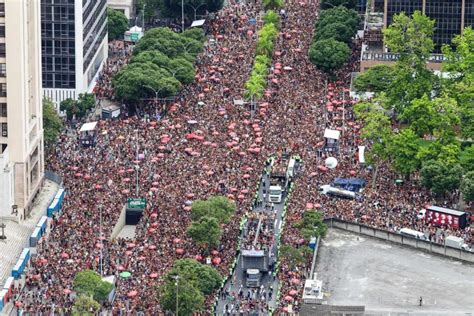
[116,225,137,239]
[315,228,474,315]
[0,180,58,284]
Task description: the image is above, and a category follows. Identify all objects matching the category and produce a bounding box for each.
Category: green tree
[256,23,278,57]
[187,216,222,251]
[167,58,195,84]
[354,97,393,186]
[353,65,395,93]
[314,21,355,43]
[73,270,113,302]
[400,94,460,139]
[77,93,96,116]
[442,27,474,140]
[169,259,222,295]
[191,196,236,224]
[60,98,79,120]
[295,211,328,240]
[262,0,283,10]
[107,8,129,41]
[159,277,204,316]
[460,145,474,172]
[315,6,359,33]
[43,98,63,146]
[388,128,421,177]
[461,171,474,202]
[72,295,101,316]
[420,160,463,196]
[309,39,350,73]
[280,245,310,270]
[131,50,171,68]
[263,10,280,26]
[383,12,438,114]
[182,28,206,42]
[320,0,357,9]
[383,11,435,64]
[112,62,181,103]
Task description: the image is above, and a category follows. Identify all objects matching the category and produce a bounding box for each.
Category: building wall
[0,147,14,218]
[41,0,107,106]
[108,0,135,20]
[3,0,44,215]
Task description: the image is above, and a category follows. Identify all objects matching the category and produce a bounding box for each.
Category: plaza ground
[314,228,474,315]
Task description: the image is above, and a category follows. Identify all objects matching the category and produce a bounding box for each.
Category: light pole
[98,204,104,276]
[173,275,180,316]
[135,164,140,197]
[181,0,185,33]
[187,3,207,21]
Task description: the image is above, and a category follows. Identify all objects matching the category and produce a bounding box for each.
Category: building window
[0,83,6,97]
[0,24,5,37]
[1,123,7,137]
[0,44,5,58]
[0,4,4,18]
[0,103,6,117]
[0,64,5,77]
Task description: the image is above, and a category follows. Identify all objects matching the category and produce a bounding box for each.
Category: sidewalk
[0,179,59,285]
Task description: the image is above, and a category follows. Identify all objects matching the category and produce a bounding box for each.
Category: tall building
[41,0,108,105]
[373,0,473,52]
[0,0,44,218]
[360,0,474,72]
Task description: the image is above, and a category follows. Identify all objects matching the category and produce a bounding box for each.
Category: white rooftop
[79,121,98,132]
[324,128,340,140]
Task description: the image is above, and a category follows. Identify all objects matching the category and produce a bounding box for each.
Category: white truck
[445,235,470,250]
[268,156,296,204]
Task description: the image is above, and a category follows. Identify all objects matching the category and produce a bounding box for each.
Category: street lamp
[173,275,180,316]
[98,204,104,276]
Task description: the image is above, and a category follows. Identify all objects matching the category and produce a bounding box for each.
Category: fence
[44,171,63,186]
[325,218,474,263]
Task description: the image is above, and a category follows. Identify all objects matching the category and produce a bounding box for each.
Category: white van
[399,228,427,240]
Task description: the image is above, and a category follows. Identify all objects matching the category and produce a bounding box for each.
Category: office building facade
[373,0,473,52]
[0,0,44,218]
[41,0,108,105]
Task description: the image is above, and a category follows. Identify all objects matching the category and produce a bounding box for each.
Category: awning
[79,121,98,132]
[324,128,340,140]
[191,19,206,27]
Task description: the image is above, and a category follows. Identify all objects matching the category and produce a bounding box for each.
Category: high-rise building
[360,0,474,72]
[0,0,44,218]
[373,0,473,52]
[41,0,108,105]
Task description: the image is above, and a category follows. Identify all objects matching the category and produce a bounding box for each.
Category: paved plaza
[0,180,58,285]
[315,229,474,315]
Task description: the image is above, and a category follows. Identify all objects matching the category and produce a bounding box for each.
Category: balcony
[361,52,446,63]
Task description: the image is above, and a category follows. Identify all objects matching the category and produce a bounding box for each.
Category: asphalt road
[215,169,289,315]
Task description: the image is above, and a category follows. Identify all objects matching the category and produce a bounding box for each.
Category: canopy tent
[333,178,366,192]
[324,128,340,140]
[191,19,206,28]
[358,146,366,164]
[124,25,144,42]
[79,121,98,132]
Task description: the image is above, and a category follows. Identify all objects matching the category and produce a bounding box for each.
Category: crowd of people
[14,0,472,314]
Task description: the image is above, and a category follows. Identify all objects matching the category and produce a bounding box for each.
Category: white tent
[191,19,206,28]
[79,121,98,132]
[358,146,366,164]
[324,128,340,140]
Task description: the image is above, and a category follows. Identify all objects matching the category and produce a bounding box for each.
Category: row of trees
[112,27,205,105]
[309,5,359,73]
[244,8,281,100]
[353,11,474,201]
[187,196,236,252]
[159,259,222,315]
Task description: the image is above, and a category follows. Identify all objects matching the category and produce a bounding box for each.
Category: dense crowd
[14,0,472,314]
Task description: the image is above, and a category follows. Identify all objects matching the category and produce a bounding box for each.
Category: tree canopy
[309,38,350,73]
[107,8,128,41]
[168,259,222,295]
[72,295,101,316]
[461,171,474,202]
[353,65,396,93]
[295,210,328,240]
[187,216,222,251]
[420,160,463,196]
[387,128,421,176]
[73,270,113,302]
[320,0,357,10]
[315,6,359,32]
[191,195,236,224]
[159,276,204,316]
[59,93,95,120]
[43,97,63,147]
[113,27,204,105]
